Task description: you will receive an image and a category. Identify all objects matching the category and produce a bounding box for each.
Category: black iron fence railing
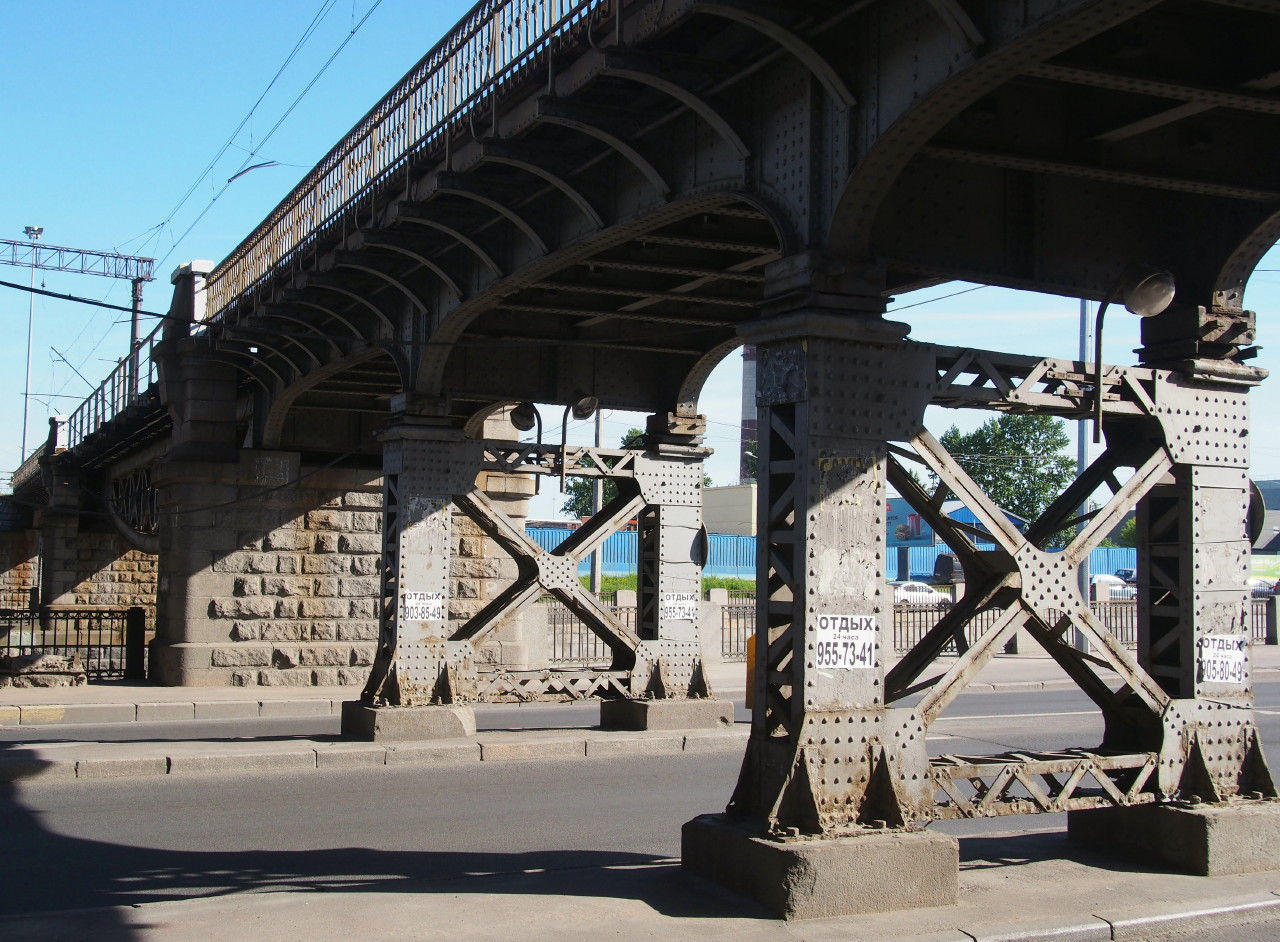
[532,595,1280,666]
[547,604,636,664]
[0,607,146,680]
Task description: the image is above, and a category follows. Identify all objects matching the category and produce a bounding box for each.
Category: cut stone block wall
[150,452,383,687]
[44,529,157,618]
[0,530,39,610]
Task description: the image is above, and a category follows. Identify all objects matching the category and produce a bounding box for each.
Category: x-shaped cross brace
[449,484,645,668]
[886,428,1174,726]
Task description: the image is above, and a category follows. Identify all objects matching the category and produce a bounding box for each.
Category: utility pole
[1,235,154,463]
[1076,298,1092,650]
[20,226,41,461]
[589,408,604,594]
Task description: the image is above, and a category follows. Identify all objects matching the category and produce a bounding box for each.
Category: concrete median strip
[0,726,750,782]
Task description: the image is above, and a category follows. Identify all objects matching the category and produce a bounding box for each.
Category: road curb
[0,727,751,782]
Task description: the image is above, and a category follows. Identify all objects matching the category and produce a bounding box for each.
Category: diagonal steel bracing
[727,309,1272,836]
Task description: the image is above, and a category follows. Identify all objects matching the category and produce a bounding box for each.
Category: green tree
[1114,516,1137,547]
[937,414,1076,545]
[560,428,644,518]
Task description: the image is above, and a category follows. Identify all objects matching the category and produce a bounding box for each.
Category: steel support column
[723,309,940,832]
[343,409,483,740]
[684,300,958,917]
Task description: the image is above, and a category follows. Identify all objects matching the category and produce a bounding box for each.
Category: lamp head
[23,226,42,241]
[1118,269,1175,318]
[569,395,599,421]
[509,401,539,432]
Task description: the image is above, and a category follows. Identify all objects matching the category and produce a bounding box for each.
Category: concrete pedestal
[340,702,476,741]
[682,813,958,919]
[599,697,734,731]
[1068,800,1280,876]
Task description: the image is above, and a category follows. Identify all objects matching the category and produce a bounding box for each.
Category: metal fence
[0,607,146,680]
[721,603,753,660]
[547,604,636,664]
[534,595,1278,667]
[64,326,163,451]
[719,598,1277,660]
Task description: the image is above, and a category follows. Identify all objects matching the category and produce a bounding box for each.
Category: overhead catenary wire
[136,0,344,261]
[152,0,387,274]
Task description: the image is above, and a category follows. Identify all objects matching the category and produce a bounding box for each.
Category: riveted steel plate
[1152,375,1251,467]
[631,454,705,506]
[796,708,932,827]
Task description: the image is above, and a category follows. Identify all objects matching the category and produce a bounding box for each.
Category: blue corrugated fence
[526,527,1136,582]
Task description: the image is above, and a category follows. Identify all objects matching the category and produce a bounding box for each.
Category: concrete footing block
[340,701,476,741]
[681,813,958,920]
[599,697,734,731]
[1068,799,1280,876]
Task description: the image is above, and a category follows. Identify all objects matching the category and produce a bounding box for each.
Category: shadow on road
[0,739,770,930]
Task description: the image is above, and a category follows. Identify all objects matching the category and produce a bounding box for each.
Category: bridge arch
[416,188,791,419]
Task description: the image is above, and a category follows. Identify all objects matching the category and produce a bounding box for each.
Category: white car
[892,581,951,605]
[1091,574,1136,601]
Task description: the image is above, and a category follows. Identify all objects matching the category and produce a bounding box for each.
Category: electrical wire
[139,0,343,260]
[153,0,386,274]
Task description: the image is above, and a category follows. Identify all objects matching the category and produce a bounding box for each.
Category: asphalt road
[3,681,1280,926]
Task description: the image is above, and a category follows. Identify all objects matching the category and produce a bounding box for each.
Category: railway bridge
[7,0,1280,917]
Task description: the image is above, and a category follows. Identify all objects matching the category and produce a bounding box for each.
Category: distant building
[703,483,756,536]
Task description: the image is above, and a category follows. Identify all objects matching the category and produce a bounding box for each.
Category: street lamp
[20,226,43,462]
[1092,269,1176,443]
[559,394,599,492]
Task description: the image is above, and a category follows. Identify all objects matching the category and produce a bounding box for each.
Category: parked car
[1114,568,1136,584]
[933,553,965,585]
[1091,573,1136,601]
[891,581,952,605]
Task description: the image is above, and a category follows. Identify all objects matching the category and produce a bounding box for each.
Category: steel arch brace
[330,258,432,316]
[535,96,671,198]
[268,298,364,340]
[255,312,344,360]
[602,51,750,160]
[360,243,463,300]
[479,139,605,229]
[261,347,396,448]
[291,278,397,336]
[693,0,855,108]
[432,173,550,254]
[677,336,742,416]
[388,204,505,278]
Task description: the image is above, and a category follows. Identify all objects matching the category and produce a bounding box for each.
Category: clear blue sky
[4,1,1278,518]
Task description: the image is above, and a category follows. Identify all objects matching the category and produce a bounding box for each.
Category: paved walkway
[3,647,1280,941]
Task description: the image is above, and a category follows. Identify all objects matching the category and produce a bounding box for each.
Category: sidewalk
[2,829,1280,942]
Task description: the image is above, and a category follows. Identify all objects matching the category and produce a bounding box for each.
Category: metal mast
[0,236,155,459]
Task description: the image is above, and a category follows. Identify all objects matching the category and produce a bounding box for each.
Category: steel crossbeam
[929,345,1154,417]
[929,750,1160,819]
[480,441,711,478]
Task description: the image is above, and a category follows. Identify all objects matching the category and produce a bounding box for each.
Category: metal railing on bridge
[64,325,164,452]
[205,0,607,316]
